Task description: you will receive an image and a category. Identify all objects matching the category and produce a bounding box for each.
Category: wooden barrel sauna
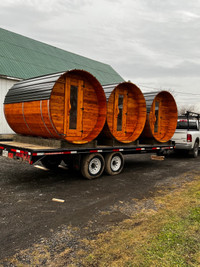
[141,91,178,142]
[4,70,107,144]
[102,82,147,143]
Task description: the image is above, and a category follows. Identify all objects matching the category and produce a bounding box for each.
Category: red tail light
[187,134,192,142]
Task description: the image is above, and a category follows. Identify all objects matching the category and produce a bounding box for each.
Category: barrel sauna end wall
[142,91,178,143]
[4,70,107,144]
[104,82,147,143]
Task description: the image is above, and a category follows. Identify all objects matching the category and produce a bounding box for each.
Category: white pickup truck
[172,112,200,158]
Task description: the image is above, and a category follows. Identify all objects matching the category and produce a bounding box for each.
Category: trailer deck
[0,140,174,165]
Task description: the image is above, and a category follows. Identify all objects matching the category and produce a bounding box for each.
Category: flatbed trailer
[0,138,174,179]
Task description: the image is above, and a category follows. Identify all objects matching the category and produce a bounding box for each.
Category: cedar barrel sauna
[141,91,178,142]
[102,82,147,143]
[4,70,107,144]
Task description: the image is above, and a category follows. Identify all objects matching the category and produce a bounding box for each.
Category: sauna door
[64,78,84,137]
[113,89,128,137]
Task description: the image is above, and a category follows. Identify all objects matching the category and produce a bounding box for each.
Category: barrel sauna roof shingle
[103,84,162,107]
[143,91,161,112]
[4,71,65,104]
[102,83,119,100]
[0,28,124,85]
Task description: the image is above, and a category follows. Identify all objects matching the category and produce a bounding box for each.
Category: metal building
[0,77,21,134]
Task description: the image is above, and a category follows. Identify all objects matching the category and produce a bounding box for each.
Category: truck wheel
[41,156,61,170]
[105,152,124,176]
[190,141,199,158]
[81,153,105,179]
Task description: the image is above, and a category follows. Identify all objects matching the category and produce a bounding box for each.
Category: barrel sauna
[4,70,107,144]
[141,91,178,142]
[102,82,147,143]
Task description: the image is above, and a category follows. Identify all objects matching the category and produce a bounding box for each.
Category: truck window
[176,121,198,130]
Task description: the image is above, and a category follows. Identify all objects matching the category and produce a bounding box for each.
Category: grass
[67,178,200,266]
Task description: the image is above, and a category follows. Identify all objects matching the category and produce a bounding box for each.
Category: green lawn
[69,178,200,266]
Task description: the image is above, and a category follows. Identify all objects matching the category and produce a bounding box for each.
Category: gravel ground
[0,152,200,265]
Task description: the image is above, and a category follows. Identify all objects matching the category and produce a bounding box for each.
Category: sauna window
[117,94,124,131]
[69,85,78,129]
[154,101,159,133]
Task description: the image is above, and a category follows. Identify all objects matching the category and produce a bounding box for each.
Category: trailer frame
[0,139,175,179]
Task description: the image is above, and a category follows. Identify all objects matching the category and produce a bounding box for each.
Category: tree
[178,104,200,115]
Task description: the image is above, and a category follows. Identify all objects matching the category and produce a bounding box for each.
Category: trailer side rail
[0,142,174,165]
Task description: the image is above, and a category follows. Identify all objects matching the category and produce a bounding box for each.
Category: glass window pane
[69,85,78,129]
[117,94,124,131]
[154,101,159,133]
[177,120,198,130]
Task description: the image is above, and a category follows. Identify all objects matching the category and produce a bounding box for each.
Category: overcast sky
[1,0,200,109]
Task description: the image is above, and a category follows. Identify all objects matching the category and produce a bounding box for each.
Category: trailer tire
[190,141,199,158]
[81,153,105,179]
[41,156,61,170]
[105,152,124,176]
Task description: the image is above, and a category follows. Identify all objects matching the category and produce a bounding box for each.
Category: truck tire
[104,152,124,175]
[41,156,61,170]
[190,141,199,158]
[81,153,105,179]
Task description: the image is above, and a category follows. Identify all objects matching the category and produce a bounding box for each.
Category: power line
[171,91,200,96]
[138,84,200,96]
[138,84,166,91]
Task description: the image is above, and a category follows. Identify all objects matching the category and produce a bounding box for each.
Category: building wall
[0,77,19,134]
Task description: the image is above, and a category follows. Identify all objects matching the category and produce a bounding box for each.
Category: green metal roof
[0,28,124,85]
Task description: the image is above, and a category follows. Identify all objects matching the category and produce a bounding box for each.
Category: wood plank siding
[4,70,107,144]
[103,82,147,143]
[141,91,178,142]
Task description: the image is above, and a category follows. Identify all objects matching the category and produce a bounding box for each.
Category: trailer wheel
[105,152,124,176]
[81,153,105,179]
[41,156,61,170]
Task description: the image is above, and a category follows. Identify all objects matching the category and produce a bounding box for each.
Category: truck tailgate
[172,130,187,143]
